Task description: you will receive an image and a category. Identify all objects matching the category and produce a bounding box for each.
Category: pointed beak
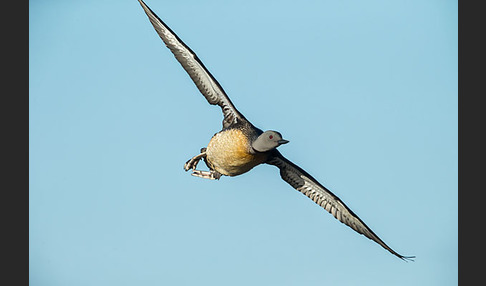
[277,139,290,145]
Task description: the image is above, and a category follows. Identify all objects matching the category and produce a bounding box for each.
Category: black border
[4,0,29,285]
[458,1,472,285]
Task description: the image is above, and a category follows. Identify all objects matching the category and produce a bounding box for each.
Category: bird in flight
[137,0,414,261]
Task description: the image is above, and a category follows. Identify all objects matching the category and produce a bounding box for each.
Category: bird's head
[252,130,289,152]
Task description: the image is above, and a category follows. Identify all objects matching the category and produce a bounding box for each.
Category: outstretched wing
[267,151,414,261]
[137,0,247,128]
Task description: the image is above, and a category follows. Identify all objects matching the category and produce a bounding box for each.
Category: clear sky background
[30,0,457,285]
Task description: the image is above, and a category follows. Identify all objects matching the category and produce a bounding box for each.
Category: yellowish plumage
[206,129,268,176]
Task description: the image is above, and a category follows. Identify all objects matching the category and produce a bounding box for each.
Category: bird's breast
[205,129,267,176]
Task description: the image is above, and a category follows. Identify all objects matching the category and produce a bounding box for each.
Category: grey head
[252,130,289,153]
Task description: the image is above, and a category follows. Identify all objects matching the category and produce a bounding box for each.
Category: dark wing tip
[399,255,416,262]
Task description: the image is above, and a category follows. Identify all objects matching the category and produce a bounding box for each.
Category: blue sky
[30,0,457,285]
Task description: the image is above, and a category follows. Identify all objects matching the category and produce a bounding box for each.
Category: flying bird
[137,0,414,261]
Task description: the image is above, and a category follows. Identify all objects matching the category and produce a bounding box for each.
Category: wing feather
[267,151,414,261]
[138,0,247,128]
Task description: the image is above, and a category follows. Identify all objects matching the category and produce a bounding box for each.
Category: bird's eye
[269,135,273,140]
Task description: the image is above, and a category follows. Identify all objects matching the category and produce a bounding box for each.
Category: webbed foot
[191,170,222,180]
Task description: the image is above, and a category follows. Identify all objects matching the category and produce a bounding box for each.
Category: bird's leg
[183,148,221,180]
[183,149,206,171]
